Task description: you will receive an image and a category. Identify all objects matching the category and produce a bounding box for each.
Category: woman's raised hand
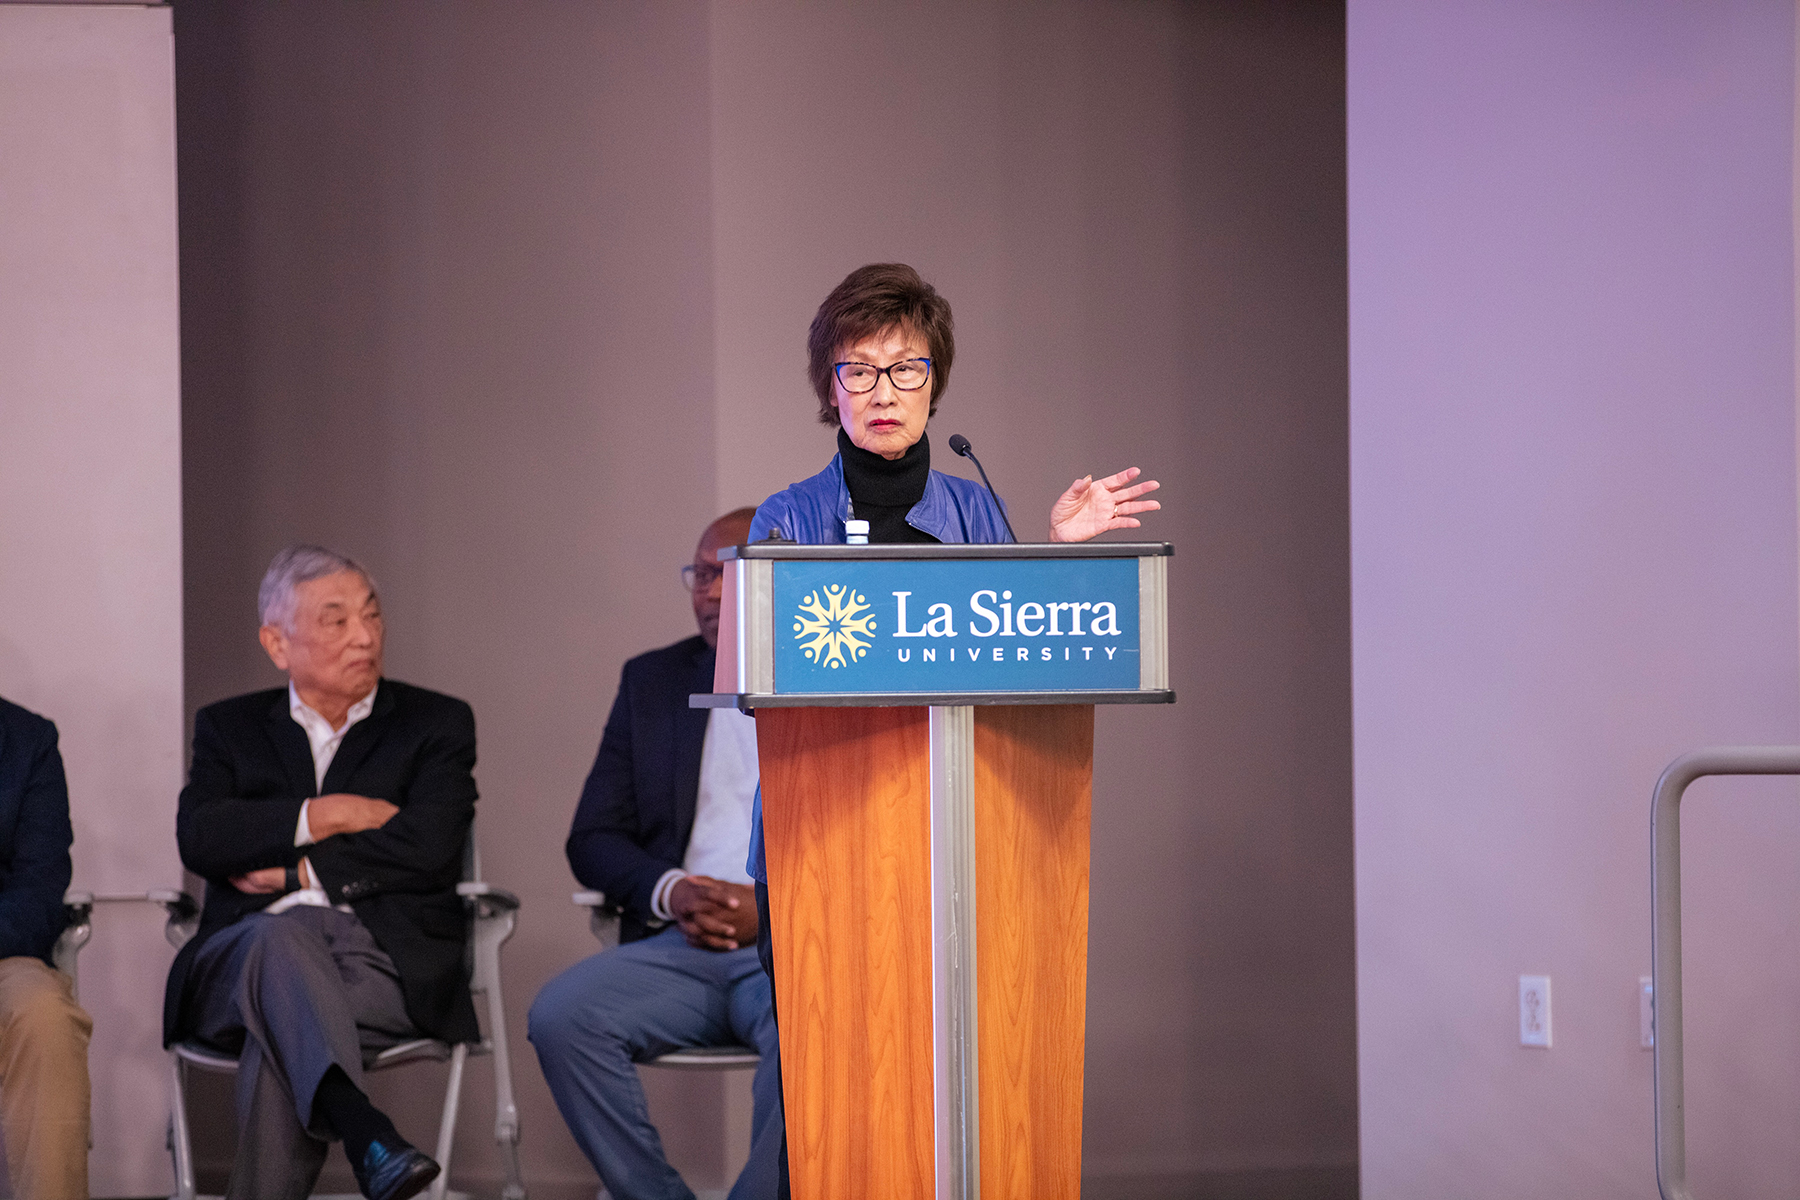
[1048,467,1161,543]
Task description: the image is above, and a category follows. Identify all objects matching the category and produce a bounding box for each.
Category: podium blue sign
[772,557,1141,694]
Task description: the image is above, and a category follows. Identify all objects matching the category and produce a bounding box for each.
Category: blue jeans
[529,927,782,1200]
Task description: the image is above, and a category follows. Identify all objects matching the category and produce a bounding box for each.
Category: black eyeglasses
[681,563,724,591]
[833,358,932,394]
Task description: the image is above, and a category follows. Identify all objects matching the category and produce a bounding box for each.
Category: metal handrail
[1651,746,1800,1200]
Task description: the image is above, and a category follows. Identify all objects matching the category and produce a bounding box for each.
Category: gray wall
[177,2,1351,1195]
[0,8,185,1194]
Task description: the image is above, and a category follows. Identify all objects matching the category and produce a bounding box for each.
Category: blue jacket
[0,698,74,965]
[746,449,1014,881]
[748,451,1013,547]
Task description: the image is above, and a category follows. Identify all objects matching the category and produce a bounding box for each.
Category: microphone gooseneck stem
[951,435,1019,544]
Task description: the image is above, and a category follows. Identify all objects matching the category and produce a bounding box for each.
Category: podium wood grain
[759,704,1095,1199]
[973,705,1093,1199]
[758,706,937,1200]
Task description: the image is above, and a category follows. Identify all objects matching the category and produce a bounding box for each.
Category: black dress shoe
[352,1139,441,1200]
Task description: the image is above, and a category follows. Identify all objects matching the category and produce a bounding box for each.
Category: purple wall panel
[1352,2,1799,1195]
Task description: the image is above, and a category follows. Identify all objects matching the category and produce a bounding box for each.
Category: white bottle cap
[845,519,871,545]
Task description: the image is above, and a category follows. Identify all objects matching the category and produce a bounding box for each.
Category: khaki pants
[0,957,90,1200]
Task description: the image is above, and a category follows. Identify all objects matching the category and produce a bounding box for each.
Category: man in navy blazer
[530,508,782,1200]
[0,696,90,1200]
[167,546,470,1200]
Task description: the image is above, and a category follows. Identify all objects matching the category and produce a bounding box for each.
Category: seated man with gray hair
[164,546,479,1200]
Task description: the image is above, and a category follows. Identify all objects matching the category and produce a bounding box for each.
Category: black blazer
[566,636,712,943]
[164,678,479,1047]
[0,698,74,966]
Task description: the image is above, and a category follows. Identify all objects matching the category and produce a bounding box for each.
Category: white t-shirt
[649,706,759,919]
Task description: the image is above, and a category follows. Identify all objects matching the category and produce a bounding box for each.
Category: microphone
[948,433,1019,543]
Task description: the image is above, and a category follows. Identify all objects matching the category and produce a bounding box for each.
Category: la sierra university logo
[793,584,878,669]
[774,558,1142,694]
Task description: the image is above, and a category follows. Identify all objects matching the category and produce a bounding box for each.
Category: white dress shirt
[266,682,376,915]
[649,707,759,921]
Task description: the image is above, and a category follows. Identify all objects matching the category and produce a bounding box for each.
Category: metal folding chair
[163,839,526,1200]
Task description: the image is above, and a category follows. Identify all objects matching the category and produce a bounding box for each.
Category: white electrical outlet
[1520,975,1551,1047]
[1640,977,1654,1049]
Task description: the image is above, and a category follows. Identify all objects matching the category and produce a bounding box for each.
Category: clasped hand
[669,875,758,951]
[229,793,399,894]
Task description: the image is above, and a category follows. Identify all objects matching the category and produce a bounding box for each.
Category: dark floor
[1083,1165,1359,1200]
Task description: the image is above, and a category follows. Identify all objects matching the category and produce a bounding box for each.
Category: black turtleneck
[838,428,940,545]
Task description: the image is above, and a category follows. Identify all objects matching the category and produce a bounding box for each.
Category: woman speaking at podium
[744,262,1159,1196]
[749,262,1160,549]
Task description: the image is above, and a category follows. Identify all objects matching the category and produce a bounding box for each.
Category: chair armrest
[55,888,196,995]
[572,891,622,950]
[149,890,201,949]
[54,894,94,993]
[459,873,524,1175]
[59,893,93,938]
[458,881,520,911]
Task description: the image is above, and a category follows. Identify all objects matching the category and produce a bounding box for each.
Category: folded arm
[306,705,477,902]
[176,708,308,879]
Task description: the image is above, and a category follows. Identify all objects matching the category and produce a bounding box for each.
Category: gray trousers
[183,907,421,1200]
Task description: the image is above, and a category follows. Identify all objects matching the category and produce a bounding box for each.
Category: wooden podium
[697,543,1173,1200]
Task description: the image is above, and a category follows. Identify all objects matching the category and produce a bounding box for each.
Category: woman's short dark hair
[807,263,955,425]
